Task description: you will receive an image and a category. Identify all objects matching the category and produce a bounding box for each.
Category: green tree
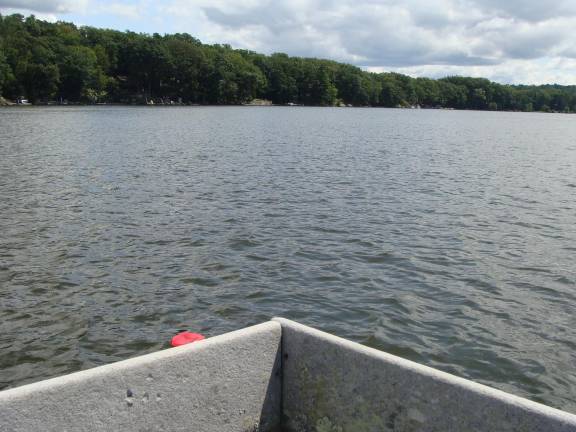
[379,74,405,107]
[165,37,207,102]
[21,63,59,102]
[0,49,14,95]
[118,36,173,101]
[414,78,440,106]
[472,88,488,109]
[314,66,337,106]
[260,53,298,104]
[82,87,107,104]
[58,46,100,100]
[336,65,369,106]
[206,47,266,104]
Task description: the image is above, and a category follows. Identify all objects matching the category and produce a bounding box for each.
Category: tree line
[1,13,575,112]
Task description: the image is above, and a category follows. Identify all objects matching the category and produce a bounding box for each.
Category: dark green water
[0,106,575,411]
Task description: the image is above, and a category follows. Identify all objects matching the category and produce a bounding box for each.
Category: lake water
[0,106,575,411]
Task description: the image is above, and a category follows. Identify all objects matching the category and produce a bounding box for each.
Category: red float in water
[171,331,205,347]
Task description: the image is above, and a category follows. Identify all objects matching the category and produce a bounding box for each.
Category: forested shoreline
[1,13,575,112]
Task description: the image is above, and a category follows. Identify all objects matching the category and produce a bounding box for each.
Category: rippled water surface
[1,106,575,410]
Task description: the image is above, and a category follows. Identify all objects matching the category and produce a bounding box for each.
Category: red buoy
[171,331,205,347]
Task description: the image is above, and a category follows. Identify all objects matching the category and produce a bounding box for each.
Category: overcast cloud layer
[1,0,575,84]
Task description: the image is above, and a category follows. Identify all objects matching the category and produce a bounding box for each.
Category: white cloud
[97,3,140,19]
[0,0,87,13]
[464,0,576,22]
[159,0,576,74]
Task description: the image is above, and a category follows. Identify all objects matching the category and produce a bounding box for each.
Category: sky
[1,0,575,85]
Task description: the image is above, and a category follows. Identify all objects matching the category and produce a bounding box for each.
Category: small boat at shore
[1,318,575,431]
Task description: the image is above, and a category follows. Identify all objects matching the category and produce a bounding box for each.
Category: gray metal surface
[2,318,576,431]
[274,317,576,432]
[0,321,282,432]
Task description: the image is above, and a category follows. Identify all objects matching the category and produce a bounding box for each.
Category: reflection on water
[1,106,575,411]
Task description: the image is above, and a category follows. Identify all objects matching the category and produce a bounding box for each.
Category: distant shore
[1,99,573,114]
